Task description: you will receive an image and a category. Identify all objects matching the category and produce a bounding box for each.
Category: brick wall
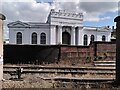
[95,42,116,61]
[60,46,92,65]
[60,41,116,65]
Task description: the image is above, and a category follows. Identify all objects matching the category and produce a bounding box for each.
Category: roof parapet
[50,9,83,19]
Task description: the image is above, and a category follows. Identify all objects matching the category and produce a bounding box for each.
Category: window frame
[40,32,46,44]
[91,35,95,42]
[16,32,22,44]
[83,34,88,46]
[31,32,37,44]
[102,35,106,41]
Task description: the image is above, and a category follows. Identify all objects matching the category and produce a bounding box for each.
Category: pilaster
[50,25,56,45]
[57,26,62,44]
[78,26,83,45]
[71,26,75,45]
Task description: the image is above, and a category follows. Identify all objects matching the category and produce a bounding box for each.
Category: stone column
[58,26,62,44]
[50,25,56,45]
[114,16,120,85]
[78,27,82,45]
[0,14,5,89]
[77,27,80,45]
[71,26,75,45]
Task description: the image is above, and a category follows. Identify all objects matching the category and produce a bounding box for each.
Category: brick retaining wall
[3,41,116,65]
[60,41,116,65]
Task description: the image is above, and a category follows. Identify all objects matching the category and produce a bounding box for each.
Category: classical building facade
[8,9,112,46]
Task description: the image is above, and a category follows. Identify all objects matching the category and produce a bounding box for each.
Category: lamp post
[114,16,120,85]
[0,14,5,88]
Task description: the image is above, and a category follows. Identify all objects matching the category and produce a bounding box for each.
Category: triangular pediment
[7,21,30,28]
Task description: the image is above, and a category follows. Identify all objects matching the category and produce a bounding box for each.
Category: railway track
[3,65,115,89]
[41,77,114,82]
[3,65,116,88]
[3,65,115,70]
[3,69,115,75]
[3,65,115,75]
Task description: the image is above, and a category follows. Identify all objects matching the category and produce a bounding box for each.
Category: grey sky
[0,0,118,39]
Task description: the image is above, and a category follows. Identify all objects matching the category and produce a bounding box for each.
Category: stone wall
[4,41,116,65]
[4,45,60,64]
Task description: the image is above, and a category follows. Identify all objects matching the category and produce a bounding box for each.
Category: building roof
[7,21,49,28]
[83,26,111,31]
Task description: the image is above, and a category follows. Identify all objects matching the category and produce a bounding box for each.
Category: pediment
[7,21,30,28]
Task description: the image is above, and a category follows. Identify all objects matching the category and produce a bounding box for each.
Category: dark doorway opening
[62,32,71,45]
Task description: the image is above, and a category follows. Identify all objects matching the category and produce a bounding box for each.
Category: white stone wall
[9,27,50,45]
[9,24,112,46]
[81,27,111,45]
[9,28,14,44]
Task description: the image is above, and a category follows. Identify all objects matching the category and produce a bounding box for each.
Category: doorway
[62,32,71,45]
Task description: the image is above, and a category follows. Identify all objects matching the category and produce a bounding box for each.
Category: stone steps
[94,60,115,67]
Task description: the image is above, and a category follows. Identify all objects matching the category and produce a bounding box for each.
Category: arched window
[40,33,46,44]
[102,35,106,41]
[84,34,88,46]
[91,35,95,42]
[31,32,37,44]
[16,32,22,44]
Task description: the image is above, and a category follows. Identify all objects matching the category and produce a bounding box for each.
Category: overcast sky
[0,0,119,39]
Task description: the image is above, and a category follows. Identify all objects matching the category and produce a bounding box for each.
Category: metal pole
[114,16,120,86]
[0,14,5,88]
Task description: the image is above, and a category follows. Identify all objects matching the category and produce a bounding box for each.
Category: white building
[7,9,112,46]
